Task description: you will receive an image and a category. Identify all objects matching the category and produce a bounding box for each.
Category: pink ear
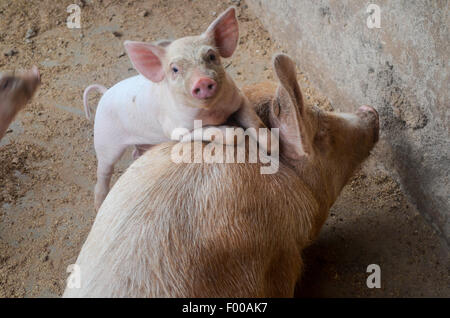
[205,7,239,58]
[124,41,166,82]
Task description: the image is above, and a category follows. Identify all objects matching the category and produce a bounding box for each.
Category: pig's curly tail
[83,84,107,120]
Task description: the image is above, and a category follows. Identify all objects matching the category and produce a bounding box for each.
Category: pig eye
[172,66,179,74]
[205,50,218,63]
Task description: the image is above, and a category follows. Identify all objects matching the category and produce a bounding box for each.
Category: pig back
[64,142,318,297]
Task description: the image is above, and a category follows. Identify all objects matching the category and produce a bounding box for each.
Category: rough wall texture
[247,0,449,242]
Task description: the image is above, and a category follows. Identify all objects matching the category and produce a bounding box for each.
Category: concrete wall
[247,0,449,242]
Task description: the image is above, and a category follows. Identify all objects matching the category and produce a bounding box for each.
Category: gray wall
[247,0,449,242]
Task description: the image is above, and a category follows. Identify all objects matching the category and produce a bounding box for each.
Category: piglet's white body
[89,72,246,211]
[92,73,241,147]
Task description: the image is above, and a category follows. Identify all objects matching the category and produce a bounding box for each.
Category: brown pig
[63,54,379,297]
[0,66,40,141]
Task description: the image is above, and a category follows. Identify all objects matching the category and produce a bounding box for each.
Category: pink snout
[191,78,217,99]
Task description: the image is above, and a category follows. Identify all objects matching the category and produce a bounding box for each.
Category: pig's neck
[295,157,347,240]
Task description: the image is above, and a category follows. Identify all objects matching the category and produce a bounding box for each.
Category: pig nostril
[192,79,217,99]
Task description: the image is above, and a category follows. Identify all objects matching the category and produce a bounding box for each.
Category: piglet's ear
[204,7,239,58]
[124,41,166,82]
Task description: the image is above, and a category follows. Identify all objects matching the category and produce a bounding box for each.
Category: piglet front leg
[176,99,278,155]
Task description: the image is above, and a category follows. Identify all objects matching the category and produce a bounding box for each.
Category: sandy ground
[0,0,448,298]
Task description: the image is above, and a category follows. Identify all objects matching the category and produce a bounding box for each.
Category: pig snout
[191,77,217,99]
[0,66,40,141]
[357,105,379,143]
[0,66,40,103]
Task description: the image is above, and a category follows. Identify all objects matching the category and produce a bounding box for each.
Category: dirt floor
[0,0,448,298]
